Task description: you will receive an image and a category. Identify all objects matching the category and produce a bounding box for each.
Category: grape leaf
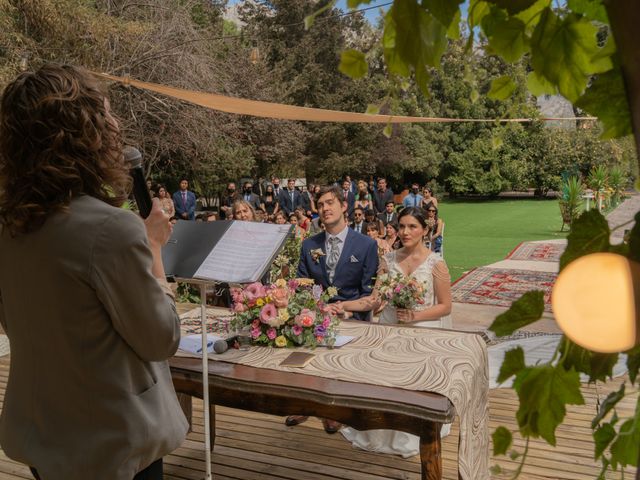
[575,68,632,139]
[497,346,525,384]
[485,16,529,62]
[365,103,380,115]
[489,290,545,336]
[527,71,558,96]
[347,0,372,8]
[593,423,616,460]
[339,49,368,79]
[514,365,585,445]
[627,344,640,384]
[591,383,625,429]
[567,0,608,23]
[559,337,619,383]
[424,0,464,30]
[469,0,491,28]
[629,211,640,264]
[559,209,611,271]
[488,75,517,100]
[492,426,513,455]
[530,9,603,102]
[485,0,539,15]
[609,398,640,468]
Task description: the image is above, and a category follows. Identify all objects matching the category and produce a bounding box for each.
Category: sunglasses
[427,209,436,212]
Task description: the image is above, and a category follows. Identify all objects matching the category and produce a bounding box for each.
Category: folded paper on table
[179,334,224,354]
[318,335,356,348]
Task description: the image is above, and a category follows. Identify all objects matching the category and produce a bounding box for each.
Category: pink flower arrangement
[377,273,426,309]
[231,279,339,348]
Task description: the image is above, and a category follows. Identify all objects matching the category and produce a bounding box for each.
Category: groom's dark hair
[317,185,346,204]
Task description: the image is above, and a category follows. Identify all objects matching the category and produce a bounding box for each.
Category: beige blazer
[0,196,188,480]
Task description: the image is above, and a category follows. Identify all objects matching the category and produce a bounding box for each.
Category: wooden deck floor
[0,354,636,479]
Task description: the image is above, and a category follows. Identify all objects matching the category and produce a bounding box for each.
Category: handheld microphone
[123,146,153,219]
[212,336,238,354]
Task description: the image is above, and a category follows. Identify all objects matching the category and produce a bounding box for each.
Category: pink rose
[245,282,267,302]
[271,287,289,308]
[292,325,303,335]
[295,308,316,327]
[251,319,260,328]
[231,288,244,305]
[394,286,402,293]
[260,303,278,324]
[266,328,277,340]
[322,316,330,328]
[233,302,246,313]
[251,327,261,339]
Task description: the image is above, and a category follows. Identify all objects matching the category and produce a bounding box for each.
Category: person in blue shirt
[402,182,424,208]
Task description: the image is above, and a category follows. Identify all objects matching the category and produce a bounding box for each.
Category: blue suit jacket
[279,189,302,215]
[297,229,378,320]
[173,190,196,220]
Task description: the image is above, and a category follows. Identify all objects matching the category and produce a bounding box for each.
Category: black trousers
[30,458,163,480]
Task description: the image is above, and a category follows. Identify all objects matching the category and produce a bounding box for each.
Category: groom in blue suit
[297,185,378,319]
[286,185,378,433]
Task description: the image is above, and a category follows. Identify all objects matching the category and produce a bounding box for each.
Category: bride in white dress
[331,206,452,458]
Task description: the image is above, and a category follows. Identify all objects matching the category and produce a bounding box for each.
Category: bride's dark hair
[397,206,428,229]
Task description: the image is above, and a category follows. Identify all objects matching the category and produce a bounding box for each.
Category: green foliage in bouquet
[269,234,305,282]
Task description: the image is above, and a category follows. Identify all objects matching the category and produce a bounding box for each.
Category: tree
[335,0,639,475]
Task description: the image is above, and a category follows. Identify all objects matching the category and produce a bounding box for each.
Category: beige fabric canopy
[94,72,595,125]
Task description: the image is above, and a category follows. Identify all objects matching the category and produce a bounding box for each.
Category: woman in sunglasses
[424,202,444,253]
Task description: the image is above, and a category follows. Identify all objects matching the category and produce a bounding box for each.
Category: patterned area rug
[506,241,565,262]
[452,267,556,311]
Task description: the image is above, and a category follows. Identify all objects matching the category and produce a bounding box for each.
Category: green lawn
[438,199,568,281]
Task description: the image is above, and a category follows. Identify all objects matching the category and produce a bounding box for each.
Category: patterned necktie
[326,237,341,283]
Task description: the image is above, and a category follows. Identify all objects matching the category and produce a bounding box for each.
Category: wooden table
[170,356,456,480]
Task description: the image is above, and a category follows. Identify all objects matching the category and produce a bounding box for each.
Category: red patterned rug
[506,242,565,262]
[452,268,556,311]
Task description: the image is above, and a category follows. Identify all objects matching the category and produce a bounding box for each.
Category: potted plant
[608,166,627,207]
[558,176,583,231]
[587,165,609,211]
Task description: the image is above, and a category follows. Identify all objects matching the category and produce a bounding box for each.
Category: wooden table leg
[419,422,442,480]
[209,404,216,452]
[176,393,193,433]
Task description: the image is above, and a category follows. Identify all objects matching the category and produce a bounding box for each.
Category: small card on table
[279,352,315,368]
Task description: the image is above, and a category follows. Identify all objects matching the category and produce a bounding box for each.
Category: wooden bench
[170,356,456,480]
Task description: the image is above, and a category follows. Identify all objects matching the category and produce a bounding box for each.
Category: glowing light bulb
[552,253,638,353]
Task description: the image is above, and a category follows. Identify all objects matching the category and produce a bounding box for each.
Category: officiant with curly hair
[0,64,187,480]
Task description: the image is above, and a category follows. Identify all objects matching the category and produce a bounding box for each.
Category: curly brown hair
[0,64,130,236]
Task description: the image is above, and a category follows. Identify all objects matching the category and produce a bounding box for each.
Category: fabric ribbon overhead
[94,72,596,125]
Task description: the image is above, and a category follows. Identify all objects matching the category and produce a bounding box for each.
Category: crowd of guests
[146,176,445,254]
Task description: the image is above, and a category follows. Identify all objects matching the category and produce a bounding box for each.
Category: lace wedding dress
[341,250,451,458]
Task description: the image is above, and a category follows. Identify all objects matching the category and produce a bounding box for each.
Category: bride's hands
[395,308,415,323]
[326,302,353,319]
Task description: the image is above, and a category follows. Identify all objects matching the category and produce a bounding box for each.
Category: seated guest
[377,200,398,226]
[423,186,438,208]
[364,209,384,236]
[350,207,366,234]
[232,199,257,222]
[366,222,391,257]
[273,211,288,225]
[156,185,175,218]
[294,207,310,232]
[425,202,444,253]
[289,212,306,238]
[384,221,402,251]
[354,180,373,212]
